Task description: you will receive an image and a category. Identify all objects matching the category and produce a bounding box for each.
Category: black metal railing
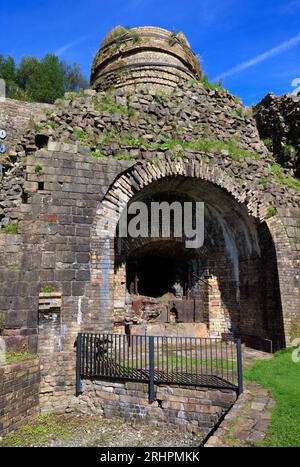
[76,333,243,401]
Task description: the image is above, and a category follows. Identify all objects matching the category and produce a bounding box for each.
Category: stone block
[71,281,85,296]
[24,182,38,193]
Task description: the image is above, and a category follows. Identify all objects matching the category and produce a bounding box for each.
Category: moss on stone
[270,163,300,190]
[5,353,38,364]
[40,285,57,293]
[101,27,141,48]
[90,150,107,158]
[259,178,269,187]
[266,205,278,219]
[199,74,224,91]
[73,129,90,146]
[97,132,260,161]
[35,163,43,174]
[92,95,134,117]
[115,154,134,161]
[263,138,273,152]
[0,223,18,234]
[0,414,69,447]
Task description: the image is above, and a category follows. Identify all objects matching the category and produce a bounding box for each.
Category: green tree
[0,53,89,103]
[16,56,39,90]
[62,61,89,92]
[27,54,65,103]
[0,55,17,96]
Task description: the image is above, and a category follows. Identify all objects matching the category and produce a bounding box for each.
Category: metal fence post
[149,336,156,403]
[236,338,243,396]
[76,333,83,396]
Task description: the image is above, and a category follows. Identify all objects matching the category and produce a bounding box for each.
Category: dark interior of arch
[115,176,286,351]
[126,239,196,297]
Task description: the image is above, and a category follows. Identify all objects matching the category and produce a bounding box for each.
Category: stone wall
[0,98,53,164]
[1,83,299,231]
[271,208,300,344]
[0,98,53,228]
[0,83,298,414]
[76,380,236,434]
[0,234,40,352]
[255,93,300,176]
[91,26,201,92]
[0,147,298,410]
[0,357,40,435]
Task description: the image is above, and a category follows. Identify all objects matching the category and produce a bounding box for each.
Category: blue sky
[1,0,300,105]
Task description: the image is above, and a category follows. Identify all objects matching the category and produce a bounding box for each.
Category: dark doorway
[126,255,187,298]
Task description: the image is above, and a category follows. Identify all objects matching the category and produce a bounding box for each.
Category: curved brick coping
[0,357,40,435]
[204,382,274,447]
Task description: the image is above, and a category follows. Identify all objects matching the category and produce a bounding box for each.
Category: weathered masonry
[0,26,299,418]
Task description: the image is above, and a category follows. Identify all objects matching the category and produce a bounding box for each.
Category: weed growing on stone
[115,154,134,161]
[102,27,141,48]
[92,95,135,117]
[5,353,38,364]
[151,157,161,166]
[97,132,260,160]
[266,205,278,219]
[0,223,18,234]
[35,163,43,174]
[263,138,273,152]
[199,74,223,91]
[91,150,107,158]
[40,285,57,293]
[73,129,90,146]
[276,173,300,190]
[0,414,69,447]
[36,121,59,131]
[259,178,269,187]
[270,163,300,190]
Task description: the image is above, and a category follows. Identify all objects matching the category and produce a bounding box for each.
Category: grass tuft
[266,205,278,219]
[0,223,18,234]
[270,163,300,190]
[91,150,107,158]
[0,414,69,447]
[40,285,57,293]
[4,353,38,364]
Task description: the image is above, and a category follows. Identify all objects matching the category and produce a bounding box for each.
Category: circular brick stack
[91,26,202,92]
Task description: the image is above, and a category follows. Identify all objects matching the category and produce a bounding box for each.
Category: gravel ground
[0,414,204,448]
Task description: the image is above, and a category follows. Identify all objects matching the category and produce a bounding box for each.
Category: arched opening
[101,170,286,351]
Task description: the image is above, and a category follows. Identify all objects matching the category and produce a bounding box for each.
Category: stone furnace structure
[0,26,299,413]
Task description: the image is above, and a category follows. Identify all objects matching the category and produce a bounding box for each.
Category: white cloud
[55,35,89,56]
[281,0,300,13]
[198,0,237,26]
[214,32,300,81]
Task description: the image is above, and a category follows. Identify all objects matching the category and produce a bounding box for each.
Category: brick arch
[90,158,297,347]
[94,158,270,239]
